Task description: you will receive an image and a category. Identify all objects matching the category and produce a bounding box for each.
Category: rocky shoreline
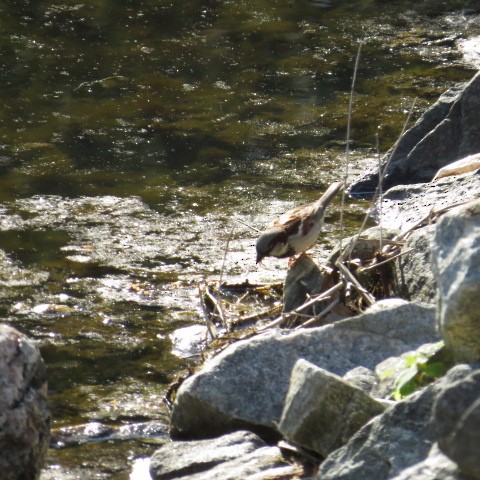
[153,72,480,479]
[1,74,480,479]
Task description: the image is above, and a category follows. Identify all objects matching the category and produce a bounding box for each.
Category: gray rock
[170,301,438,439]
[343,366,379,396]
[389,444,476,480]
[431,198,480,362]
[317,364,475,480]
[278,359,385,456]
[0,324,50,480]
[328,226,400,265]
[372,170,480,231]
[350,71,480,195]
[433,368,480,479]
[283,255,324,315]
[149,430,293,480]
[395,225,436,303]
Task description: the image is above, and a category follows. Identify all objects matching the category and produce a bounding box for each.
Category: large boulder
[431,198,480,362]
[170,300,438,440]
[0,324,50,480]
[350,71,480,194]
[317,364,475,480]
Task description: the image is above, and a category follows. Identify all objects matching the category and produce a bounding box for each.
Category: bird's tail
[314,181,343,211]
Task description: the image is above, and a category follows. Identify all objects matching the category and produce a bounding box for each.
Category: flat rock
[278,359,385,456]
[170,300,438,440]
[149,430,295,480]
[371,170,480,231]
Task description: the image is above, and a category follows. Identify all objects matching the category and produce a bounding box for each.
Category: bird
[256,181,343,263]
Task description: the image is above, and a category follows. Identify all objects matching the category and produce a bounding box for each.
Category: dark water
[0,1,478,478]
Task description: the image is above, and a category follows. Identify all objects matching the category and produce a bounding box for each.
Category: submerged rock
[431,198,480,362]
[0,324,50,480]
[170,300,438,440]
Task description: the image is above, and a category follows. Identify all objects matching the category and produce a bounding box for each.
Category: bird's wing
[271,203,316,237]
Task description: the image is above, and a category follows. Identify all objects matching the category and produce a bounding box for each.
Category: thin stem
[340,40,363,249]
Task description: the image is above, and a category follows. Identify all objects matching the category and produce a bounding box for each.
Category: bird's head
[255,227,288,263]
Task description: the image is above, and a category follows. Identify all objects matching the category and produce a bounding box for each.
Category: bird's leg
[287,251,310,269]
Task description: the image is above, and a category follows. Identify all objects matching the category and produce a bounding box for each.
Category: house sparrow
[256,181,343,263]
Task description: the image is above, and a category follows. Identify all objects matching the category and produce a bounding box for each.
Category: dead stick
[336,260,375,306]
[295,298,341,329]
[257,282,343,331]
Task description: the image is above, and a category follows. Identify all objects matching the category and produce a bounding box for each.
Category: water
[0,1,478,478]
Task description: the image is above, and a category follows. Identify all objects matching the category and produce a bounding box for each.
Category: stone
[431,198,480,362]
[149,430,295,480]
[350,71,480,195]
[0,324,50,480]
[328,226,400,265]
[278,359,385,456]
[317,364,475,480]
[283,255,324,314]
[433,368,480,479]
[170,301,438,440]
[371,170,480,231]
[395,225,436,303]
[342,366,379,396]
[389,444,476,480]
[433,152,480,180]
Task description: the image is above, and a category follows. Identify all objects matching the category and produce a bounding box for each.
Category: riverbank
[152,72,480,479]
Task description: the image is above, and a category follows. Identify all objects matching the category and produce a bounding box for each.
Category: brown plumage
[256,181,342,263]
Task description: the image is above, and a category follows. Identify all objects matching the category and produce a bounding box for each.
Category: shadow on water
[0,0,479,478]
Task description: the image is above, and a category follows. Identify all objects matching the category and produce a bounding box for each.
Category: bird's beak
[256,252,264,264]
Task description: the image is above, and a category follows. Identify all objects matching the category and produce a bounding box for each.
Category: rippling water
[0,1,478,478]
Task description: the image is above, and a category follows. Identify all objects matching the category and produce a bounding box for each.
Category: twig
[219,225,235,288]
[357,247,415,273]
[340,40,364,249]
[205,285,229,330]
[233,218,262,233]
[339,97,418,264]
[376,132,383,251]
[257,281,343,331]
[197,284,218,340]
[230,304,283,328]
[295,298,340,329]
[336,261,375,306]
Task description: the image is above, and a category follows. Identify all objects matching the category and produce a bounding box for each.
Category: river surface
[0,1,479,478]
